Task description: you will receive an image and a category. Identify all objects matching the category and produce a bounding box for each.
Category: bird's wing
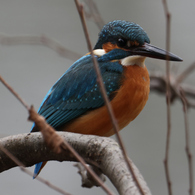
[31,54,124,131]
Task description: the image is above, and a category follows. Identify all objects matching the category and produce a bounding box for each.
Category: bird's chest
[62,64,150,137]
[109,65,150,132]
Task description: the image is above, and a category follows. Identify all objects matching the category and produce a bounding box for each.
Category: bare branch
[162,0,173,195]
[180,89,193,195]
[83,0,105,29]
[0,132,152,195]
[0,75,29,110]
[176,62,195,84]
[150,71,195,108]
[0,33,81,61]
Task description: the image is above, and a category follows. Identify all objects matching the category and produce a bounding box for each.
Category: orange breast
[59,65,150,137]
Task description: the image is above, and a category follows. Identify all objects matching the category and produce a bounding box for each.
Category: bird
[31,20,182,178]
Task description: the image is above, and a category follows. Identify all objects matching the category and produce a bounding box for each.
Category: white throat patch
[93,49,146,67]
[93,49,106,57]
[121,56,146,67]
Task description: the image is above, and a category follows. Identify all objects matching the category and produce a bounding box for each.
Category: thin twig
[181,83,195,99]
[0,34,81,61]
[0,75,30,110]
[180,89,193,195]
[162,1,173,195]
[176,62,195,84]
[150,70,195,108]
[0,144,72,195]
[74,1,146,194]
[83,0,105,30]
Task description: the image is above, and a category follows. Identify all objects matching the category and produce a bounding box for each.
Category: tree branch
[150,71,195,108]
[0,33,81,61]
[0,132,151,195]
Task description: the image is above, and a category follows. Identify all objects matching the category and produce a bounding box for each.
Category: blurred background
[0,0,195,195]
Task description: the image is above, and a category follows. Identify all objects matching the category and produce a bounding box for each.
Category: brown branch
[150,70,195,108]
[176,62,195,84]
[74,1,146,195]
[181,83,195,99]
[0,75,29,110]
[0,132,152,195]
[162,1,173,195]
[0,34,81,61]
[83,0,105,30]
[180,89,193,195]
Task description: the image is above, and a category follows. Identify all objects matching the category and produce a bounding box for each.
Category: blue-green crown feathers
[94,20,150,49]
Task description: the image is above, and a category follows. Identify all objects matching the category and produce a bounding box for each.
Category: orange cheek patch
[102,42,120,53]
[102,41,140,53]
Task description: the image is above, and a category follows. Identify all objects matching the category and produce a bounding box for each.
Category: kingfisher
[31,20,182,178]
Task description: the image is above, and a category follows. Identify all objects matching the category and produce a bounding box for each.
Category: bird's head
[94,20,182,63]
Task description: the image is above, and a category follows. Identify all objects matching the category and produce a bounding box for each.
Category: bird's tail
[33,161,47,179]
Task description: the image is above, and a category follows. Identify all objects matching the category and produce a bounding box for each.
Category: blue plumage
[31,49,127,132]
[33,162,43,179]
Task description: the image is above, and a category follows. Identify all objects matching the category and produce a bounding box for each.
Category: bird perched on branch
[31,20,182,178]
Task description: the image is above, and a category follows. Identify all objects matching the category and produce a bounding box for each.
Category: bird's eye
[117,38,131,48]
[117,38,127,47]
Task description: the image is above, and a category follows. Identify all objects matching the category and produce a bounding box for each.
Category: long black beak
[130,42,182,61]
